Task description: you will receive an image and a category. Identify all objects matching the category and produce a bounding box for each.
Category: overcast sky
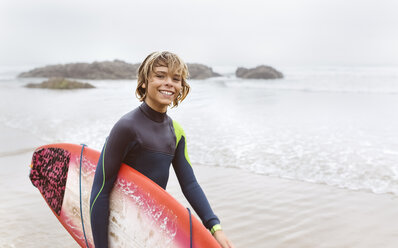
[1,0,398,67]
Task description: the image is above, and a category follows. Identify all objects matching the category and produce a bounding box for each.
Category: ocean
[1,65,397,195]
[1,65,398,247]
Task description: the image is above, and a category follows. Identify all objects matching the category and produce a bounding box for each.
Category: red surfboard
[29,143,220,248]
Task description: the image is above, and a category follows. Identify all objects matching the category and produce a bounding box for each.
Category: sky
[1,0,398,67]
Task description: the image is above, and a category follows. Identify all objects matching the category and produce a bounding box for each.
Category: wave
[225,82,398,94]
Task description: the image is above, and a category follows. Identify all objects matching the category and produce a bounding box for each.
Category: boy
[90,51,234,248]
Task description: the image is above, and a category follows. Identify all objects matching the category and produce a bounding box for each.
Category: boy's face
[143,66,182,113]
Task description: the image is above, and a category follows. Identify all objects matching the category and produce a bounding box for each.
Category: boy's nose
[165,76,173,85]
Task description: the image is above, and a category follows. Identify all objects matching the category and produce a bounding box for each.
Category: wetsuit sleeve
[89,120,134,248]
[172,121,220,230]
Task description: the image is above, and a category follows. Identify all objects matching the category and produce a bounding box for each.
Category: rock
[236,65,283,79]
[19,60,140,79]
[19,60,221,80]
[187,63,221,79]
[25,77,95,89]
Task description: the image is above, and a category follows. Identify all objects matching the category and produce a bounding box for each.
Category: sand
[1,124,398,248]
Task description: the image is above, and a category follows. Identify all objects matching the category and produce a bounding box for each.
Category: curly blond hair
[135,51,190,108]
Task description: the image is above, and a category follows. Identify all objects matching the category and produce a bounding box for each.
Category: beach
[1,65,398,247]
[1,124,398,248]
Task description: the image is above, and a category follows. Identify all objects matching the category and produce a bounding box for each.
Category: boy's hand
[213,230,235,248]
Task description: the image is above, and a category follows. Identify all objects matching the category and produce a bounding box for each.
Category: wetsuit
[90,102,220,247]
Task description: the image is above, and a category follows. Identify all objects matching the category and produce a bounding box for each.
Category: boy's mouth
[159,90,174,96]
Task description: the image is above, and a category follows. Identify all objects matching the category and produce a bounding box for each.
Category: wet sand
[1,125,398,247]
[168,165,398,248]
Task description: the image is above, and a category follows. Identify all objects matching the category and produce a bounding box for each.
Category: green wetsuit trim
[90,140,107,215]
[173,120,191,166]
[211,224,223,234]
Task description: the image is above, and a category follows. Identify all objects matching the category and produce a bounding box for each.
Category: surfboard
[29,143,220,248]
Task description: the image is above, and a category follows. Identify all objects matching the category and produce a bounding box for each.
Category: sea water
[1,65,397,195]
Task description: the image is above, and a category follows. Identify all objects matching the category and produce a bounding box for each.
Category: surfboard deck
[29,143,220,248]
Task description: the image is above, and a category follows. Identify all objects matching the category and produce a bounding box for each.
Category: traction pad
[29,148,70,216]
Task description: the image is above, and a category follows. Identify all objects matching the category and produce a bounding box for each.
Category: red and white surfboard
[29,143,220,248]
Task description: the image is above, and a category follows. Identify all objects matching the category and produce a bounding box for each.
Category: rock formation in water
[236,65,283,79]
[19,60,140,80]
[25,77,95,89]
[19,60,221,80]
[186,63,221,79]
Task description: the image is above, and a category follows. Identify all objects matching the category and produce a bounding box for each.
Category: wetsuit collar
[139,102,167,123]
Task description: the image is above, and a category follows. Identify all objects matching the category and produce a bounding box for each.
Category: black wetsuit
[89,102,220,247]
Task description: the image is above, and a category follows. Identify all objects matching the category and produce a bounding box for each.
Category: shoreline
[2,125,398,247]
[0,123,45,158]
[167,163,398,248]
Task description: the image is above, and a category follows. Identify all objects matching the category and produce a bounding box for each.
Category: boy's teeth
[160,91,173,95]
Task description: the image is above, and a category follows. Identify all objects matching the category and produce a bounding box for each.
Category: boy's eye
[173,78,181,81]
[156,74,164,78]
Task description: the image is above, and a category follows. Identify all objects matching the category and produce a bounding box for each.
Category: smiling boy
[90,51,234,248]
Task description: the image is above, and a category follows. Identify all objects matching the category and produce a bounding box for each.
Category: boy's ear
[142,83,146,89]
